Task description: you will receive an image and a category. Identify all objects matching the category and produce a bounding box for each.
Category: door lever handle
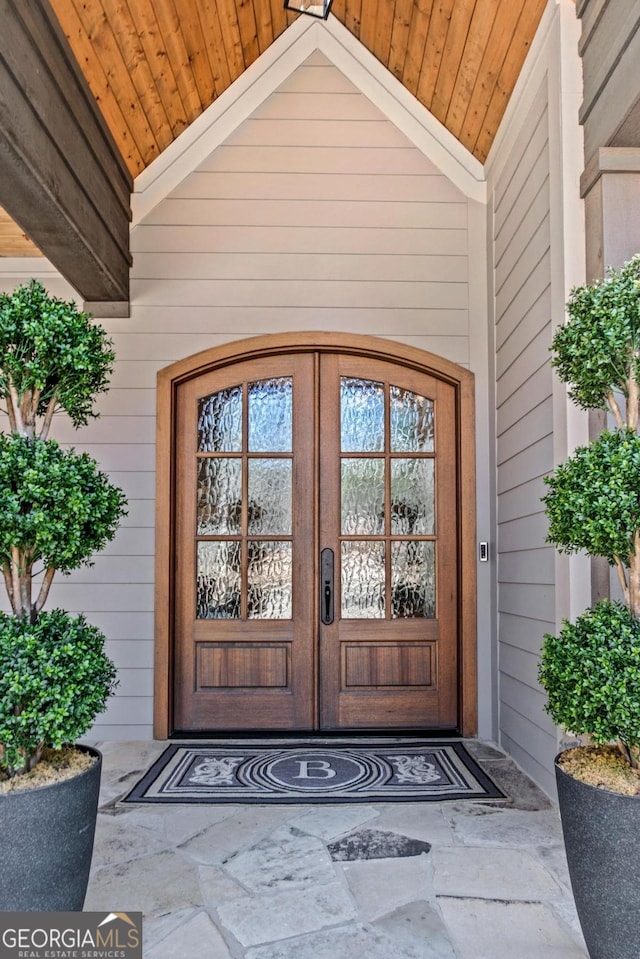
[320,548,334,625]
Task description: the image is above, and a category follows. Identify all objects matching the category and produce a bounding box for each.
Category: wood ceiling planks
[0,207,40,256]
[48,0,546,175]
[47,0,296,174]
[1,0,547,258]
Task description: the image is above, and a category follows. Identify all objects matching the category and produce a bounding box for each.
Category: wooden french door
[173,349,458,732]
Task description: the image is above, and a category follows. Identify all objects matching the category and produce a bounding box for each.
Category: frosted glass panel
[341,541,385,619]
[247,541,292,619]
[340,377,384,452]
[197,458,242,535]
[390,386,434,452]
[391,459,435,534]
[198,386,242,452]
[197,541,241,619]
[391,541,435,618]
[248,459,292,535]
[248,378,292,452]
[341,459,385,534]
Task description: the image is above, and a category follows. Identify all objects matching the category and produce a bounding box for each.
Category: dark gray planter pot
[0,745,102,911]
[555,751,640,959]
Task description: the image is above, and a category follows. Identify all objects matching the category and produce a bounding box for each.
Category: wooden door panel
[172,346,460,733]
[174,354,316,731]
[318,354,458,730]
[342,642,435,687]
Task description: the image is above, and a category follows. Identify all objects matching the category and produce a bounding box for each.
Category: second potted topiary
[0,280,126,910]
[539,255,640,959]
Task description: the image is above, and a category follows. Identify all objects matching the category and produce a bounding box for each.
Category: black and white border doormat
[123,739,506,804]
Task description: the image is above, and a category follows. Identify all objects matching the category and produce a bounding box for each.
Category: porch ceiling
[0,0,547,269]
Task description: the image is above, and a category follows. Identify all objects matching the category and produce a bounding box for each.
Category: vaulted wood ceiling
[2,0,547,260]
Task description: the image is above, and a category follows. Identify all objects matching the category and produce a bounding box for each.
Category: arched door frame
[154,332,477,738]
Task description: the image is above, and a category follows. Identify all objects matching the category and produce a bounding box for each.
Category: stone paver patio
[86,740,588,959]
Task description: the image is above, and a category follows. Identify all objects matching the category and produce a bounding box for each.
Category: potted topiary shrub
[0,280,126,910]
[539,254,640,959]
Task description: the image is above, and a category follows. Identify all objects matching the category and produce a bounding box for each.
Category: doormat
[123,739,506,804]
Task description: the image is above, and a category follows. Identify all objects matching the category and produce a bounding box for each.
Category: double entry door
[173,350,458,732]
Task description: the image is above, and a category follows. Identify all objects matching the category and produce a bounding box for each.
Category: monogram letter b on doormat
[124,740,505,804]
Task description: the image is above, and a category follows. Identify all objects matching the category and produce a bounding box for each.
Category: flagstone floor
[86,740,588,959]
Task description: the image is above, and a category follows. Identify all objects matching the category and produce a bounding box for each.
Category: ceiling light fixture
[284,0,333,19]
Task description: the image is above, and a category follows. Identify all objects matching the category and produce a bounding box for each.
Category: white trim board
[131,14,486,224]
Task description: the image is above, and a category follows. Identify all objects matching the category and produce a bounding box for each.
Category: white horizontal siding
[250,90,388,122]
[0,56,477,741]
[498,514,551,554]
[130,279,468,310]
[498,611,556,656]
[54,417,153,445]
[225,118,412,149]
[66,555,155,584]
[44,584,154,613]
[496,477,550,526]
[0,262,73,298]
[197,144,440,175]
[497,546,555,586]
[104,307,469,336]
[94,390,157,417]
[493,72,558,793]
[141,198,468,228]
[496,324,553,408]
[171,171,465,203]
[130,60,471,370]
[105,640,154,669]
[496,397,554,465]
[131,252,467,282]
[496,365,552,434]
[496,253,552,355]
[123,58,471,736]
[89,725,154,741]
[131,225,468,255]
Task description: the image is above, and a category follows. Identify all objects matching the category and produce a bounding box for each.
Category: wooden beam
[0,0,132,303]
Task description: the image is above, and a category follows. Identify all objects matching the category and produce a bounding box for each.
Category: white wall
[486,0,586,796]
[0,39,493,742]
[132,53,471,362]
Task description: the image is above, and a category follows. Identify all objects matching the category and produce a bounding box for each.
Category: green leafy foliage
[0,434,127,576]
[540,256,640,769]
[0,279,115,430]
[0,281,125,776]
[0,610,118,776]
[543,429,640,564]
[551,255,640,411]
[539,601,640,754]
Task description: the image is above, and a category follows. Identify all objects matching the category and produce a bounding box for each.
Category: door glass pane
[390,386,434,452]
[198,458,242,535]
[248,377,293,452]
[197,541,241,619]
[198,386,242,452]
[391,459,435,535]
[341,541,385,618]
[340,377,384,452]
[391,541,435,618]
[341,459,385,535]
[248,459,292,535]
[247,541,292,619]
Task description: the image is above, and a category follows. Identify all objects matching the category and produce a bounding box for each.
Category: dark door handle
[320,548,334,625]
